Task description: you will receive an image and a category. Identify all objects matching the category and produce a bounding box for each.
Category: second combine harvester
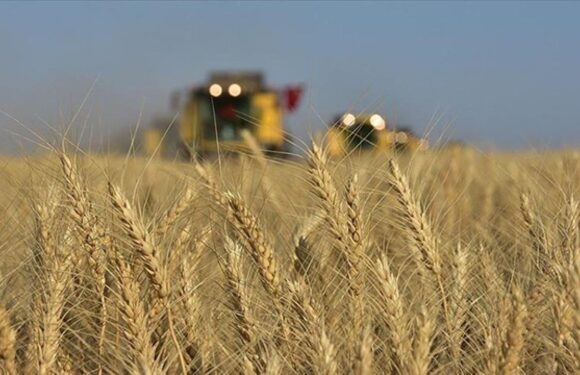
[325,112,428,157]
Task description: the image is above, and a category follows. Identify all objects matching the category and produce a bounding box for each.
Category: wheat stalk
[374,255,412,371]
[240,129,284,214]
[240,129,268,168]
[500,286,528,375]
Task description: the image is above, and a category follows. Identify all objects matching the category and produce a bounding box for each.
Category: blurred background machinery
[143,72,303,158]
[325,112,428,157]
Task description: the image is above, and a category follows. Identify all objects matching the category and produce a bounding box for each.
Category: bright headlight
[342,113,356,127]
[395,132,409,143]
[209,84,223,97]
[370,114,385,130]
[228,83,242,97]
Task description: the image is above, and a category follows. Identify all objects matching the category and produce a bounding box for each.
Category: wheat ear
[412,306,435,375]
[317,327,339,375]
[178,249,205,373]
[500,286,527,375]
[558,195,578,266]
[344,174,366,331]
[292,213,324,279]
[354,325,373,375]
[155,186,195,240]
[114,256,163,374]
[387,159,453,342]
[224,193,289,337]
[108,182,168,303]
[0,306,16,375]
[287,279,338,374]
[520,193,551,274]
[306,142,349,245]
[108,182,187,374]
[193,160,229,208]
[59,153,107,371]
[307,142,366,337]
[449,242,468,368]
[223,237,264,371]
[27,211,74,375]
[375,255,412,369]
[387,159,441,276]
[568,241,580,367]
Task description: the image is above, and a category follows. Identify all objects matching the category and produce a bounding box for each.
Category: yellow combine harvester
[325,112,428,157]
[144,72,302,158]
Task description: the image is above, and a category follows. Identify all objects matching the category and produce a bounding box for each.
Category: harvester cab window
[345,123,377,150]
[199,94,253,141]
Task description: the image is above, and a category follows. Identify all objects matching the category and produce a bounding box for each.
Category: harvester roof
[334,112,388,131]
[207,71,265,93]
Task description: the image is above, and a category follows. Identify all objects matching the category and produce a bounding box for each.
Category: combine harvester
[144,72,303,158]
[325,112,428,157]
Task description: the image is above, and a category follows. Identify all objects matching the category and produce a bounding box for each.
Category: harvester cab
[325,112,428,157]
[144,72,303,158]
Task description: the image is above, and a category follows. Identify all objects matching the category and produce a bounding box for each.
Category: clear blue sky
[1,1,579,152]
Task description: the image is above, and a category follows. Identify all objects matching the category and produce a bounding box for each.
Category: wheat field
[0,142,578,374]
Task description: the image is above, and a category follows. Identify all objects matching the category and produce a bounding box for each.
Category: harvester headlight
[228,83,242,97]
[342,113,356,127]
[396,132,408,143]
[370,114,386,130]
[209,84,223,97]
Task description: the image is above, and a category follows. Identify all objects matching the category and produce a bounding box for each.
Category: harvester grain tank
[325,112,428,157]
